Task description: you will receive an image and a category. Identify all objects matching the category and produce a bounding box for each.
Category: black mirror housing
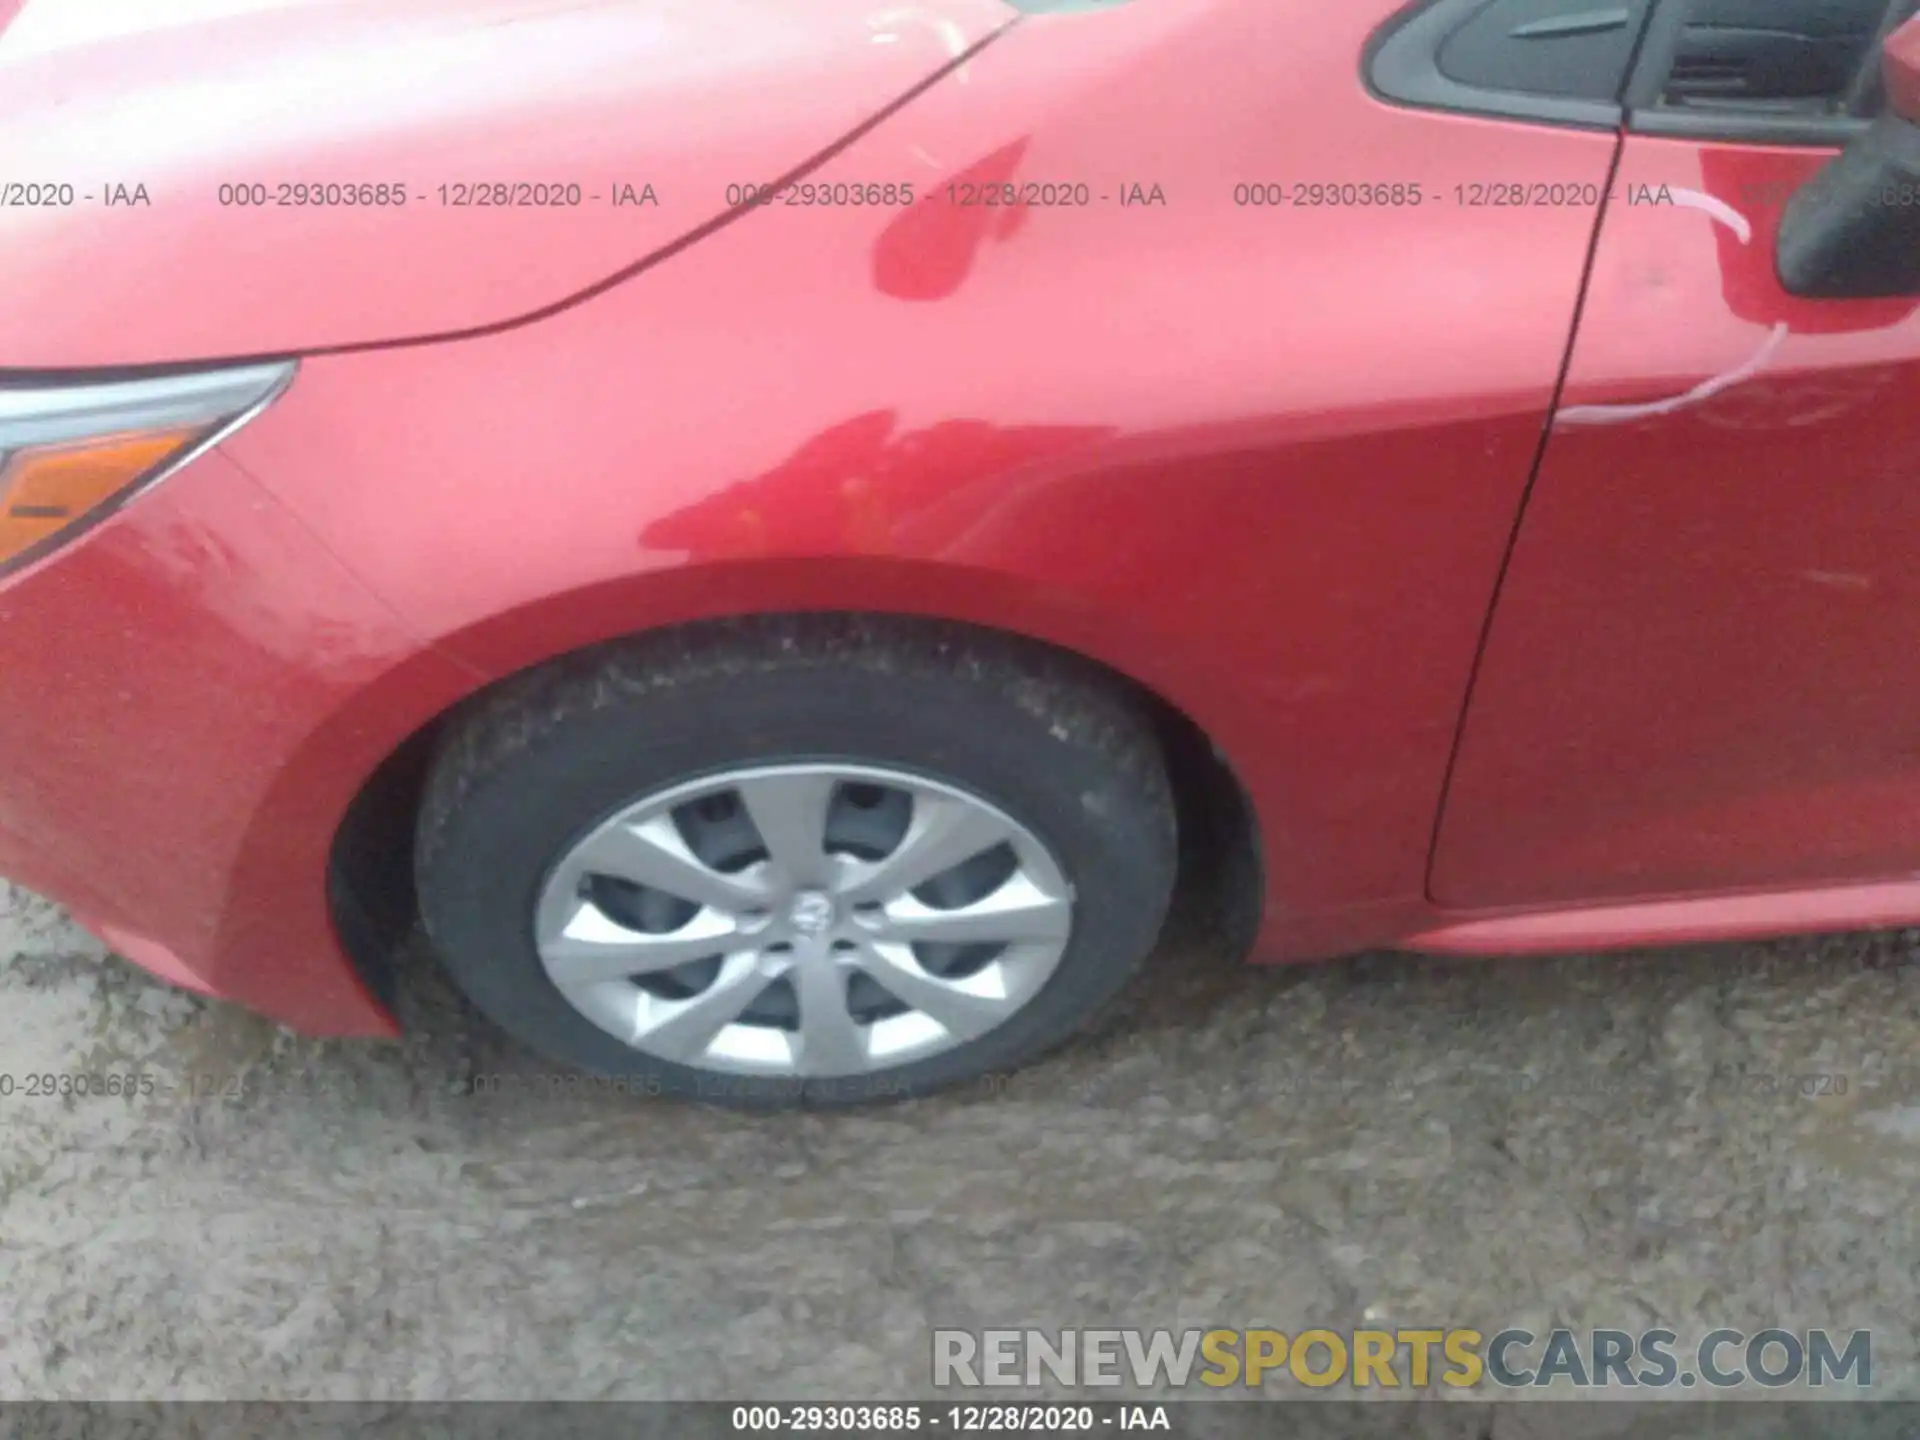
[1777,113,1920,297]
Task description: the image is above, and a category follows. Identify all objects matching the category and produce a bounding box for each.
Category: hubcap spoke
[848,941,1014,1040]
[867,873,1072,946]
[735,772,838,887]
[791,954,869,1076]
[539,903,742,985]
[632,952,772,1061]
[533,763,1077,1079]
[839,793,1015,902]
[570,815,768,913]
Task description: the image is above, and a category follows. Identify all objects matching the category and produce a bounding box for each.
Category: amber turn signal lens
[0,360,294,576]
[0,427,204,568]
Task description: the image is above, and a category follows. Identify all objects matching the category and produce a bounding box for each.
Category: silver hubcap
[532,763,1076,1078]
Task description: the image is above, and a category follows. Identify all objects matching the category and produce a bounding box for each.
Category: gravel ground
[4,877,1920,1429]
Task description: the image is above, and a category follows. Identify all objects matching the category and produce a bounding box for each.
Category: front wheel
[414,618,1179,1107]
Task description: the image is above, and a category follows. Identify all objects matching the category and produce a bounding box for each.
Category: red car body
[4,0,1918,1037]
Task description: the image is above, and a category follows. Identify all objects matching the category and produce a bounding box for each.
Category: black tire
[414,615,1179,1108]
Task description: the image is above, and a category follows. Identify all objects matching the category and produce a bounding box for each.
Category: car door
[1433,0,1920,909]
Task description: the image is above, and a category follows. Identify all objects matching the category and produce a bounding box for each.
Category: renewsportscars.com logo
[932,1327,1872,1391]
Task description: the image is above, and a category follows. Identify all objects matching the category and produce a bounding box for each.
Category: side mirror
[1778,14,1920,296]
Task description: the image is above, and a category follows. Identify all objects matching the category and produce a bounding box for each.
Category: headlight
[0,361,295,577]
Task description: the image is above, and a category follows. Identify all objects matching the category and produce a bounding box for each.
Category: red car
[6,0,1920,1106]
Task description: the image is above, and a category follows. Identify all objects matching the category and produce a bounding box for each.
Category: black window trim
[1625,107,1871,146]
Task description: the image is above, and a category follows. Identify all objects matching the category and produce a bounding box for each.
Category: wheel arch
[326,602,1267,1015]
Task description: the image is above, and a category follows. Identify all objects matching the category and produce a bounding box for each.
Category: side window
[1367,0,1920,137]
[1628,0,1920,141]
[1368,0,1657,126]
